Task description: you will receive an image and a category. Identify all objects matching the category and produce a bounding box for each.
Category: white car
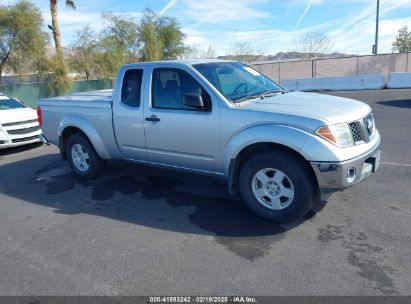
[0,93,42,149]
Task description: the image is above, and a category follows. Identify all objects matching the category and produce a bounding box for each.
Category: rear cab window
[121,69,144,108]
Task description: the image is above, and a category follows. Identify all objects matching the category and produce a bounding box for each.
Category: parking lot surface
[0,89,410,295]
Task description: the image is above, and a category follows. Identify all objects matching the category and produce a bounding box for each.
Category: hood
[0,107,38,125]
[237,91,371,125]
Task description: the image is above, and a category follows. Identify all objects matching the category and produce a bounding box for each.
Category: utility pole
[373,0,380,55]
[234,27,238,61]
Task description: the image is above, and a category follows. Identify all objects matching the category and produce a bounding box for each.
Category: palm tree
[50,0,76,57]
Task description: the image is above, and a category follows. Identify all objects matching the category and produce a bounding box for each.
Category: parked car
[0,93,42,149]
[37,60,381,222]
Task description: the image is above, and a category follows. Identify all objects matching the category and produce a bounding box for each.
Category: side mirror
[184,93,205,109]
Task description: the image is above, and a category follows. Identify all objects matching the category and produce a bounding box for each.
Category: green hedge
[0,79,114,108]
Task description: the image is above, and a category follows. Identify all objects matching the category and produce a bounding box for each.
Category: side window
[121,69,143,108]
[152,68,211,111]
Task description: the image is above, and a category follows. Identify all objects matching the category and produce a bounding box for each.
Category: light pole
[373,0,380,55]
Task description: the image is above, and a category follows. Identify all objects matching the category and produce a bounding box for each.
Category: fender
[58,115,111,159]
[222,123,341,177]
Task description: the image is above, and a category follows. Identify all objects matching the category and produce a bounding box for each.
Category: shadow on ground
[377,99,411,109]
[0,152,317,261]
[0,142,43,157]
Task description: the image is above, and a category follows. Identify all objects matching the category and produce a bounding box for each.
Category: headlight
[364,113,375,136]
[316,124,354,148]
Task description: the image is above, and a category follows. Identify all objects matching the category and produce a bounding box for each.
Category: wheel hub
[265,181,281,196]
[251,168,295,210]
[71,143,90,172]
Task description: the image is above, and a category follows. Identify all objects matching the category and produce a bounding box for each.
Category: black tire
[65,133,105,180]
[239,150,316,223]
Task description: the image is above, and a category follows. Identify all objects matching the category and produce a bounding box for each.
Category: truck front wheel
[239,150,315,223]
[66,134,104,180]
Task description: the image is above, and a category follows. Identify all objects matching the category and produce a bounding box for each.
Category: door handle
[145,115,160,122]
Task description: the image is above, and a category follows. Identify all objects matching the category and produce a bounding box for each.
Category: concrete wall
[251,52,411,82]
[315,57,358,77]
[281,75,386,91]
[357,53,408,75]
[279,60,312,80]
[253,63,280,82]
[387,72,411,89]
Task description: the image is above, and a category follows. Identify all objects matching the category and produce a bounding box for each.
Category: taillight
[37,106,42,127]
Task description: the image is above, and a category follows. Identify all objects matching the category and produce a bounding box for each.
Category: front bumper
[0,135,41,149]
[0,120,42,150]
[310,140,381,192]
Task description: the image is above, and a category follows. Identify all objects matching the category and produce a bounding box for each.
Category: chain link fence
[0,79,113,108]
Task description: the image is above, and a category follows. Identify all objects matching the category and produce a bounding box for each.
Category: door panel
[112,69,147,161]
[144,67,220,173]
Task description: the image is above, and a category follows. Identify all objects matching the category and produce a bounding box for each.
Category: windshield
[0,96,26,110]
[193,62,284,102]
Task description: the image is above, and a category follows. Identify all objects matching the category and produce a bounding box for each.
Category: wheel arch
[227,142,318,195]
[58,116,111,160]
[224,124,320,195]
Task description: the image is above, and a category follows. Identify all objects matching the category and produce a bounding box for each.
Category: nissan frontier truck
[37,60,381,223]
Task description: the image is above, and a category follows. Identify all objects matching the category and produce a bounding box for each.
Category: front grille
[1,119,38,127]
[349,122,362,142]
[11,135,39,143]
[7,126,40,135]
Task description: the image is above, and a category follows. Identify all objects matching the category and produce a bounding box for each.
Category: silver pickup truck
[38,59,381,223]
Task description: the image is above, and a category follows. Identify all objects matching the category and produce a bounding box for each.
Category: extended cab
[38,60,381,222]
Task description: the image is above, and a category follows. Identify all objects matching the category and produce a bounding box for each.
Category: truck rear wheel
[66,134,104,180]
[239,150,315,223]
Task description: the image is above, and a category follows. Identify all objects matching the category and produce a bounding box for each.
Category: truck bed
[38,90,116,152]
[41,89,113,108]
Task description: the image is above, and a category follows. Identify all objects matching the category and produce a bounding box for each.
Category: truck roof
[121,58,235,69]
[40,59,235,103]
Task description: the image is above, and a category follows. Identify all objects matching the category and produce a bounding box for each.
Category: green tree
[95,13,140,78]
[139,8,186,61]
[37,55,72,96]
[140,12,163,61]
[0,0,48,84]
[47,0,75,95]
[94,39,125,79]
[157,15,186,59]
[68,26,98,80]
[100,13,140,59]
[49,0,76,57]
[392,26,411,53]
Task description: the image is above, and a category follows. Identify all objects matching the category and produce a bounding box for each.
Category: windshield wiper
[232,94,261,103]
[258,89,286,98]
[232,90,287,103]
